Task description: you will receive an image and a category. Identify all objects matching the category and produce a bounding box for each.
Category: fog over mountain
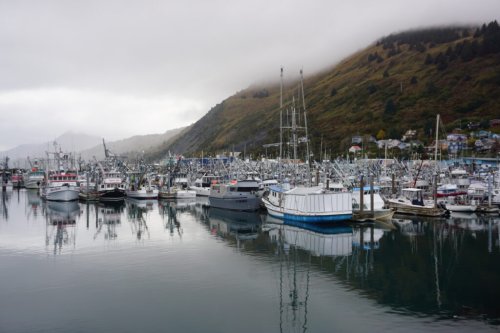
[1,0,499,151]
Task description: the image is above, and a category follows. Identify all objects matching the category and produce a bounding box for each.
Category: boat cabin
[401,188,425,206]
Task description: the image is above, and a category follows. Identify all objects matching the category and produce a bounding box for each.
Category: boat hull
[176,190,196,199]
[189,186,211,197]
[387,200,445,217]
[126,189,159,200]
[353,208,395,222]
[263,188,353,223]
[99,188,126,202]
[445,204,477,212]
[209,196,261,212]
[24,179,43,189]
[44,186,80,202]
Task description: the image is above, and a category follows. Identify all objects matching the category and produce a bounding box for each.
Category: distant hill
[1,127,187,167]
[81,127,187,160]
[0,131,102,165]
[155,21,500,159]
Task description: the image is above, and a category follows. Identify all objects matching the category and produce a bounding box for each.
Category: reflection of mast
[275,224,310,333]
[433,223,441,309]
[1,192,8,220]
[159,201,182,237]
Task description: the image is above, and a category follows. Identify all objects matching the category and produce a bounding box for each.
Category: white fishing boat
[41,172,80,202]
[441,195,477,212]
[24,168,45,189]
[263,184,352,222]
[467,182,488,200]
[159,174,196,199]
[126,185,159,199]
[126,173,159,200]
[189,174,222,197]
[386,188,446,217]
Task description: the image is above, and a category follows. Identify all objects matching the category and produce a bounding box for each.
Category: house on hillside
[447,134,467,142]
[490,119,500,127]
[402,129,417,142]
[349,145,362,154]
[351,135,362,144]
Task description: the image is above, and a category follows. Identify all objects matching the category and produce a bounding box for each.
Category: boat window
[237,187,259,192]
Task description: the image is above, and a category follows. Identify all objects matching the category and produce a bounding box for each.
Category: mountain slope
[159,22,500,159]
[80,127,187,160]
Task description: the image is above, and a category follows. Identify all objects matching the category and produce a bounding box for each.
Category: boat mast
[434,114,440,167]
[280,67,283,162]
[300,69,310,168]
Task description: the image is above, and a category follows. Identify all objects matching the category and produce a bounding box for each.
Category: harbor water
[1,189,500,332]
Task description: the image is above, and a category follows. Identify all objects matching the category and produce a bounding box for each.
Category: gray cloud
[0,0,498,151]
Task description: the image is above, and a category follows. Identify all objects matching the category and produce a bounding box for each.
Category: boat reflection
[44,201,81,254]
[26,189,42,219]
[93,202,124,240]
[264,215,354,257]
[126,198,155,240]
[171,197,196,211]
[208,208,263,246]
[263,216,356,332]
[353,226,385,251]
[158,199,183,237]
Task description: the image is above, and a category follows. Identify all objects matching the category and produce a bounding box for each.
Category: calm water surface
[1,189,500,332]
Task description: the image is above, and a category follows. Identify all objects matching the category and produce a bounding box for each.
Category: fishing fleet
[1,69,499,222]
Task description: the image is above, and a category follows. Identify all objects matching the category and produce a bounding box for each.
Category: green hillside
[151,21,500,160]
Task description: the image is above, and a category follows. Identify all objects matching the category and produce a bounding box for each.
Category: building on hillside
[349,145,362,154]
[447,134,467,142]
[351,135,362,144]
[490,119,500,127]
[402,129,417,142]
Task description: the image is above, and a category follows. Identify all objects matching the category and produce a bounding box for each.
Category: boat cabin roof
[353,186,380,191]
[401,188,423,192]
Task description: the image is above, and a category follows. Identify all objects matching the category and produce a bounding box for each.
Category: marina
[1,11,499,332]
[1,189,500,332]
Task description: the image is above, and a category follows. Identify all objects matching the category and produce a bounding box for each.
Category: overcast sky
[0,0,498,151]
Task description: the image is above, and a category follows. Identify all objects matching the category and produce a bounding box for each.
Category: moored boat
[189,174,222,197]
[209,179,261,211]
[41,172,80,202]
[24,169,45,190]
[352,186,395,222]
[262,184,352,222]
[386,188,447,217]
[97,171,126,202]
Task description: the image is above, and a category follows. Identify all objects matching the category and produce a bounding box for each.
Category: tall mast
[300,69,310,167]
[280,67,283,162]
[434,114,440,170]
